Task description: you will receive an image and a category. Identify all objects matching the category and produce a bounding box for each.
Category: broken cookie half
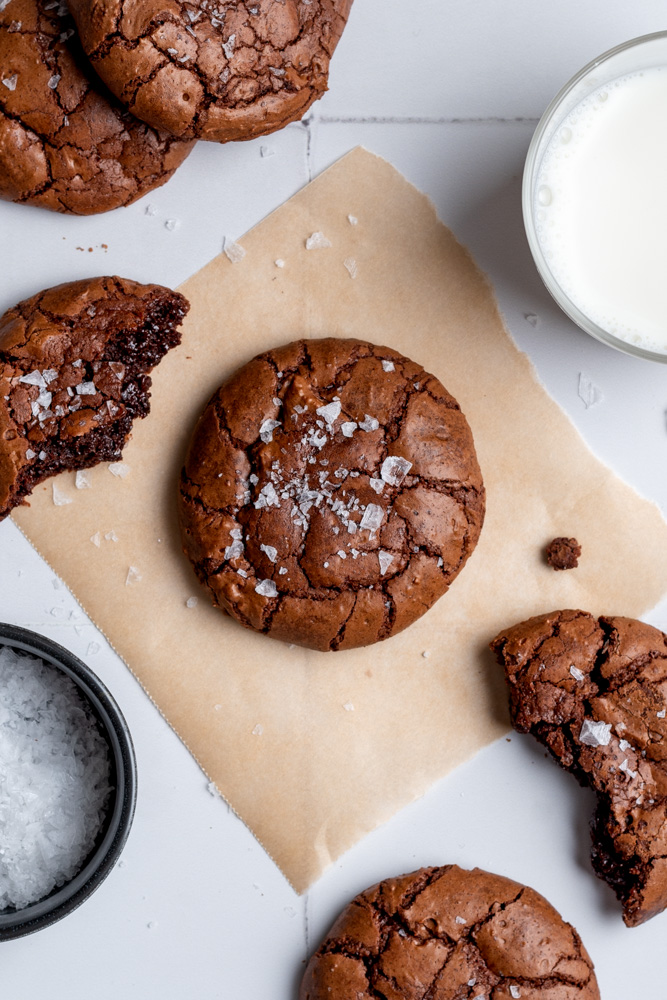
[0,276,189,521]
[491,609,667,927]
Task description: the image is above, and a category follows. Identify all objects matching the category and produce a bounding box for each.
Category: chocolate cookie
[0,276,189,520]
[300,865,600,1000]
[67,0,353,143]
[0,0,194,214]
[491,609,667,927]
[178,338,485,651]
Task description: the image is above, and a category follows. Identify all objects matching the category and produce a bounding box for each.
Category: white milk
[535,66,667,353]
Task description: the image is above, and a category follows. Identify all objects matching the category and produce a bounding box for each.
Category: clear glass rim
[522,30,667,364]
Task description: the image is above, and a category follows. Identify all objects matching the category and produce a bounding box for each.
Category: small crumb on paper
[52,483,72,506]
[343,257,358,279]
[578,372,603,409]
[224,237,246,263]
[305,232,331,250]
[75,470,91,490]
[125,566,142,586]
[109,462,130,479]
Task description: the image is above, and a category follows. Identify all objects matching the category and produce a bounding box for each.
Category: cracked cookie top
[67,0,354,142]
[0,0,194,214]
[178,337,485,651]
[491,609,667,927]
[300,865,600,1000]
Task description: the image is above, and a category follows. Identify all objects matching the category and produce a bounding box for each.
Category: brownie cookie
[0,276,189,520]
[491,609,667,927]
[300,865,600,1000]
[546,537,581,571]
[67,0,353,143]
[0,0,194,214]
[178,338,485,651]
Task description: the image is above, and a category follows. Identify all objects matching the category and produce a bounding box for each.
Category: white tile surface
[2,1,667,996]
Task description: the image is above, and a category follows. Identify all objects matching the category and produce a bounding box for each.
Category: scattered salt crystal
[42,369,58,384]
[468,981,477,989]
[224,539,244,560]
[343,702,354,712]
[104,530,118,542]
[47,74,61,89]
[341,421,357,437]
[579,718,612,747]
[316,400,341,425]
[254,482,280,509]
[147,921,157,929]
[252,724,263,736]
[360,503,384,532]
[222,32,236,59]
[260,145,275,157]
[52,483,72,506]
[343,257,358,279]
[278,567,288,575]
[90,532,101,547]
[19,370,47,389]
[381,360,395,372]
[422,650,431,659]
[214,704,222,711]
[237,568,248,579]
[359,414,379,432]
[284,905,296,917]
[259,418,281,443]
[348,214,358,226]
[223,237,246,262]
[86,642,101,656]
[619,758,638,779]
[125,566,142,586]
[619,739,631,752]
[2,74,18,91]
[510,988,522,999]
[569,665,585,682]
[74,470,91,490]
[275,259,285,268]
[25,448,36,460]
[260,544,278,563]
[186,596,198,608]
[206,781,220,797]
[76,381,96,395]
[305,231,331,250]
[108,462,130,479]
[369,478,385,494]
[378,550,393,575]
[164,218,179,231]
[255,579,277,598]
[578,372,603,409]
[658,710,666,719]
[381,455,412,486]
[524,313,540,328]
[145,203,158,216]
[0,646,111,910]
[337,550,347,559]
[455,915,466,924]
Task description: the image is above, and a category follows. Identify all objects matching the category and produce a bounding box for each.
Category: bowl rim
[522,30,667,364]
[0,623,137,941]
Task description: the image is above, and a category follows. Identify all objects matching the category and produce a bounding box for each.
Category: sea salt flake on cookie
[381,455,412,486]
[255,579,277,598]
[579,719,612,747]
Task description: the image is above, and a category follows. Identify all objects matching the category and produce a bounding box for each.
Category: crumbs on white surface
[108,462,130,479]
[524,313,540,328]
[579,718,612,747]
[86,642,101,656]
[223,237,246,263]
[145,203,158,216]
[164,218,180,231]
[578,372,603,409]
[305,232,332,250]
[0,645,111,910]
[125,566,142,586]
[343,257,358,279]
[75,470,92,490]
[52,483,72,506]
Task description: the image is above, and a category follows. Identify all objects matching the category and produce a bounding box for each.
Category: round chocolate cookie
[301,865,600,1000]
[0,0,194,214]
[0,276,189,520]
[178,338,485,651]
[67,0,354,143]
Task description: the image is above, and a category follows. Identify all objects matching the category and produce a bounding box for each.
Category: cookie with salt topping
[0,0,194,214]
[66,0,353,143]
[178,337,485,651]
[300,865,600,1000]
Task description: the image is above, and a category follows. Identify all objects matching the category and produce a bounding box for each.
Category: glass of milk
[524,32,667,362]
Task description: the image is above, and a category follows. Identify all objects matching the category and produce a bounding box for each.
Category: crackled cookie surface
[492,609,667,927]
[67,0,353,142]
[0,276,188,520]
[179,338,485,651]
[0,0,194,214]
[300,865,600,1000]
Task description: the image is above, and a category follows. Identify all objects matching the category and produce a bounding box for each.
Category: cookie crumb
[546,536,581,570]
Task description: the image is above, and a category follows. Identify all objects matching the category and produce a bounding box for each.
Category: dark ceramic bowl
[0,623,137,941]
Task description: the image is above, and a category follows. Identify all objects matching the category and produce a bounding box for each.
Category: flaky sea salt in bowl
[0,624,137,940]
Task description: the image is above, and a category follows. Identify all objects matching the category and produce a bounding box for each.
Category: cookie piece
[67,0,353,143]
[0,276,189,520]
[546,537,581,571]
[0,0,194,214]
[491,609,667,927]
[300,865,600,1000]
[178,338,485,651]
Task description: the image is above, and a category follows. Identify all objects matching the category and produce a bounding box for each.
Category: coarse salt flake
[378,550,394,575]
[369,478,385,494]
[343,702,354,712]
[343,257,358,279]
[260,544,278,563]
[305,231,331,250]
[360,502,383,533]
[75,470,91,490]
[126,566,142,586]
[359,414,379,432]
[341,421,357,437]
[316,400,341,425]
[579,718,612,747]
[104,530,118,542]
[569,665,585,682]
[348,214,358,226]
[254,482,280,509]
[275,259,285,268]
[619,758,638,779]
[224,539,244,561]
[90,531,101,547]
[252,724,263,736]
[619,739,631,752]
[510,988,522,999]
[223,237,246,262]
[186,596,198,608]
[164,218,179,231]
[259,418,281,443]
[76,381,96,395]
[255,579,277,598]
[658,710,666,719]
[455,915,466,925]
[52,483,72,506]
[381,455,412,486]
[108,462,130,478]
[2,74,18,91]
[47,74,61,89]
[19,369,47,388]
[381,360,395,372]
